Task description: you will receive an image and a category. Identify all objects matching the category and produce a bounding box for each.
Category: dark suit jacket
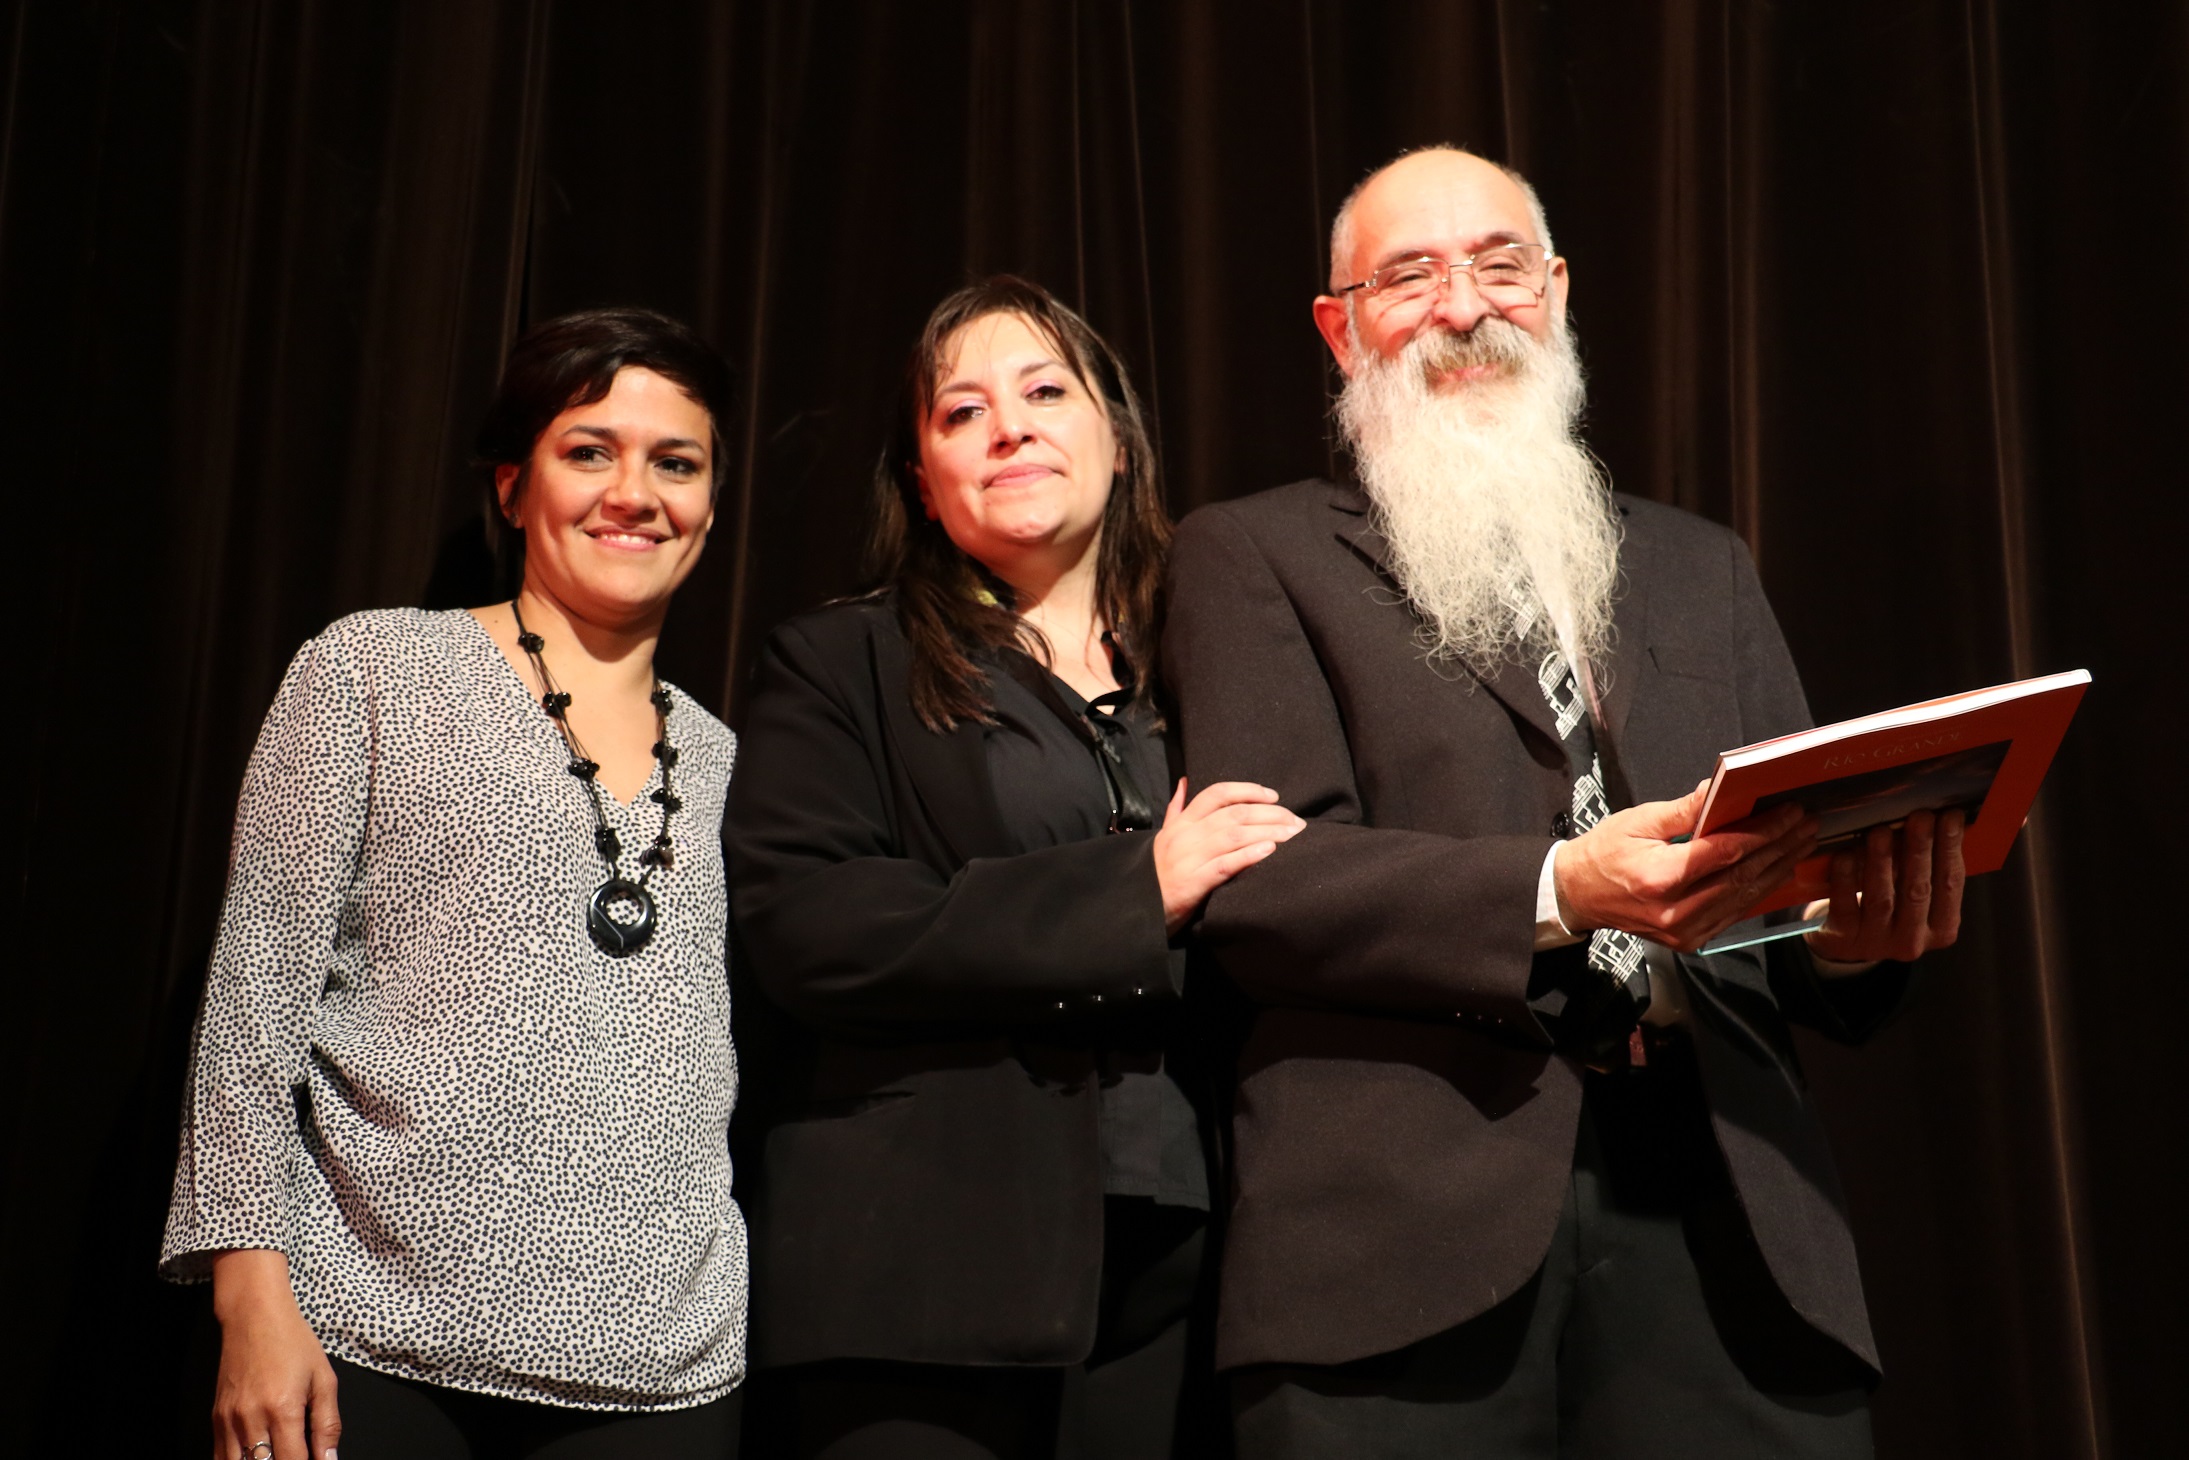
[725,597,1183,1369]
[1162,480,1908,1374]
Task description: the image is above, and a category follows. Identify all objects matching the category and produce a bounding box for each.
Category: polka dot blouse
[159,608,746,1411]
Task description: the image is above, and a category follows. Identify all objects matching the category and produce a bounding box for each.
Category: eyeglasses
[1338,245,1553,309]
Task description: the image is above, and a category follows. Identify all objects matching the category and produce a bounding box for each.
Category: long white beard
[1334,312,1621,677]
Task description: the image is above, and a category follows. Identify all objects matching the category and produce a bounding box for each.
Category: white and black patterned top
[160,608,745,1411]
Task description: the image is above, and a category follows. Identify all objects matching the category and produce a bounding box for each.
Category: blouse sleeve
[159,629,370,1281]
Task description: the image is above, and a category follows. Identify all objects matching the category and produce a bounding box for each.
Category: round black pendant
[587,877,657,956]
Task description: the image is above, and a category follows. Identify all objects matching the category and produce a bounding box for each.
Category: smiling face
[1313,150,1569,388]
[914,311,1121,581]
[497,365,717,628]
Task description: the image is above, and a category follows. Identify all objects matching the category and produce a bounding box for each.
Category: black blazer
[726,597,1181,1368]
[1163,481,1909,1374]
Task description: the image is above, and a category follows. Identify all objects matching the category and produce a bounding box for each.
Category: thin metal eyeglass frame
[1336,246,1555,305]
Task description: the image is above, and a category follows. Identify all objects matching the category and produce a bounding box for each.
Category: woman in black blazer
[726,276,1302,1460]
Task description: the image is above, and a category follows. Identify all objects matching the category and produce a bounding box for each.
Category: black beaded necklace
[511,600,681,956]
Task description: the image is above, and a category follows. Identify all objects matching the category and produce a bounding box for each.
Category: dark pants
[747,1197,1216,1460]
[328,1357,741,1460]
[1231,1036,1876,1460]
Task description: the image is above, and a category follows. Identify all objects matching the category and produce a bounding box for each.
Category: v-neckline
[459,608,666,812]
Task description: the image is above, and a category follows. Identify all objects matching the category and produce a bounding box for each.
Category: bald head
[1312,147,1568,382]
[1328,148,1555,292]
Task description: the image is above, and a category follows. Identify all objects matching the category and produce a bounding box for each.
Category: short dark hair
[869,275,1170,731]
[474,307,734,582]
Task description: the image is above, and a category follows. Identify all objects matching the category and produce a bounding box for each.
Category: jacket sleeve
[725,615,1176,1039]
[1717,528,1918,1044]
[160,630,369,1281]
[1162,503,1549,1030]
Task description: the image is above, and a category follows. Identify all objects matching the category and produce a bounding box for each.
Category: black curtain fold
[4,1,2182,1452]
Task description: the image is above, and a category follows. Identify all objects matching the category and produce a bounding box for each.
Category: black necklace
[511,600,680,956]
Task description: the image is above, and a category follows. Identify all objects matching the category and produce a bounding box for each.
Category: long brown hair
[869,276,1171,731]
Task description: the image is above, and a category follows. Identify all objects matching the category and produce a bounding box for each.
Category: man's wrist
[1802,934,1882,978]
[1551,839,1586,932]
[1796,899,1881,976]
[1535,842,1584,951]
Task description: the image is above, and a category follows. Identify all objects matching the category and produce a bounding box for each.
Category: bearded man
[1163,147,1965,1458]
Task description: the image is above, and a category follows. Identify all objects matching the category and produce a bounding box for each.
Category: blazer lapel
[1598,502,1648,755]
[872,627,1016,868]
[1329,483,1563,748]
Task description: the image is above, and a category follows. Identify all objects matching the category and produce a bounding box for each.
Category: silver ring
[248,1442,274,1460]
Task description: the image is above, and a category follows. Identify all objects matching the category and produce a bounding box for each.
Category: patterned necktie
[1516,599,1652,1060]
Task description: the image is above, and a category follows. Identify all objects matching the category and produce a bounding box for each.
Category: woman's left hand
[1152,779,1306,935]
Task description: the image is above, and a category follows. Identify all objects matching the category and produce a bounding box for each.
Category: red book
[1694,669,2091,918]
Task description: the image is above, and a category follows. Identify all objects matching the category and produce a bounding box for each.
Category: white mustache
[1410,317,1538,381]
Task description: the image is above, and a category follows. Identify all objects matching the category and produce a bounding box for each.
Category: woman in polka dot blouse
[162,310,747,1460]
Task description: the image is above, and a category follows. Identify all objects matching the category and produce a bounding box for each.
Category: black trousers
[1231,1035,1876,1460]
[327,1357,741,1460]
[746,1196,1217,1460]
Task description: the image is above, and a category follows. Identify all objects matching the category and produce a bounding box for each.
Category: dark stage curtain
[4,1,2182,1452]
